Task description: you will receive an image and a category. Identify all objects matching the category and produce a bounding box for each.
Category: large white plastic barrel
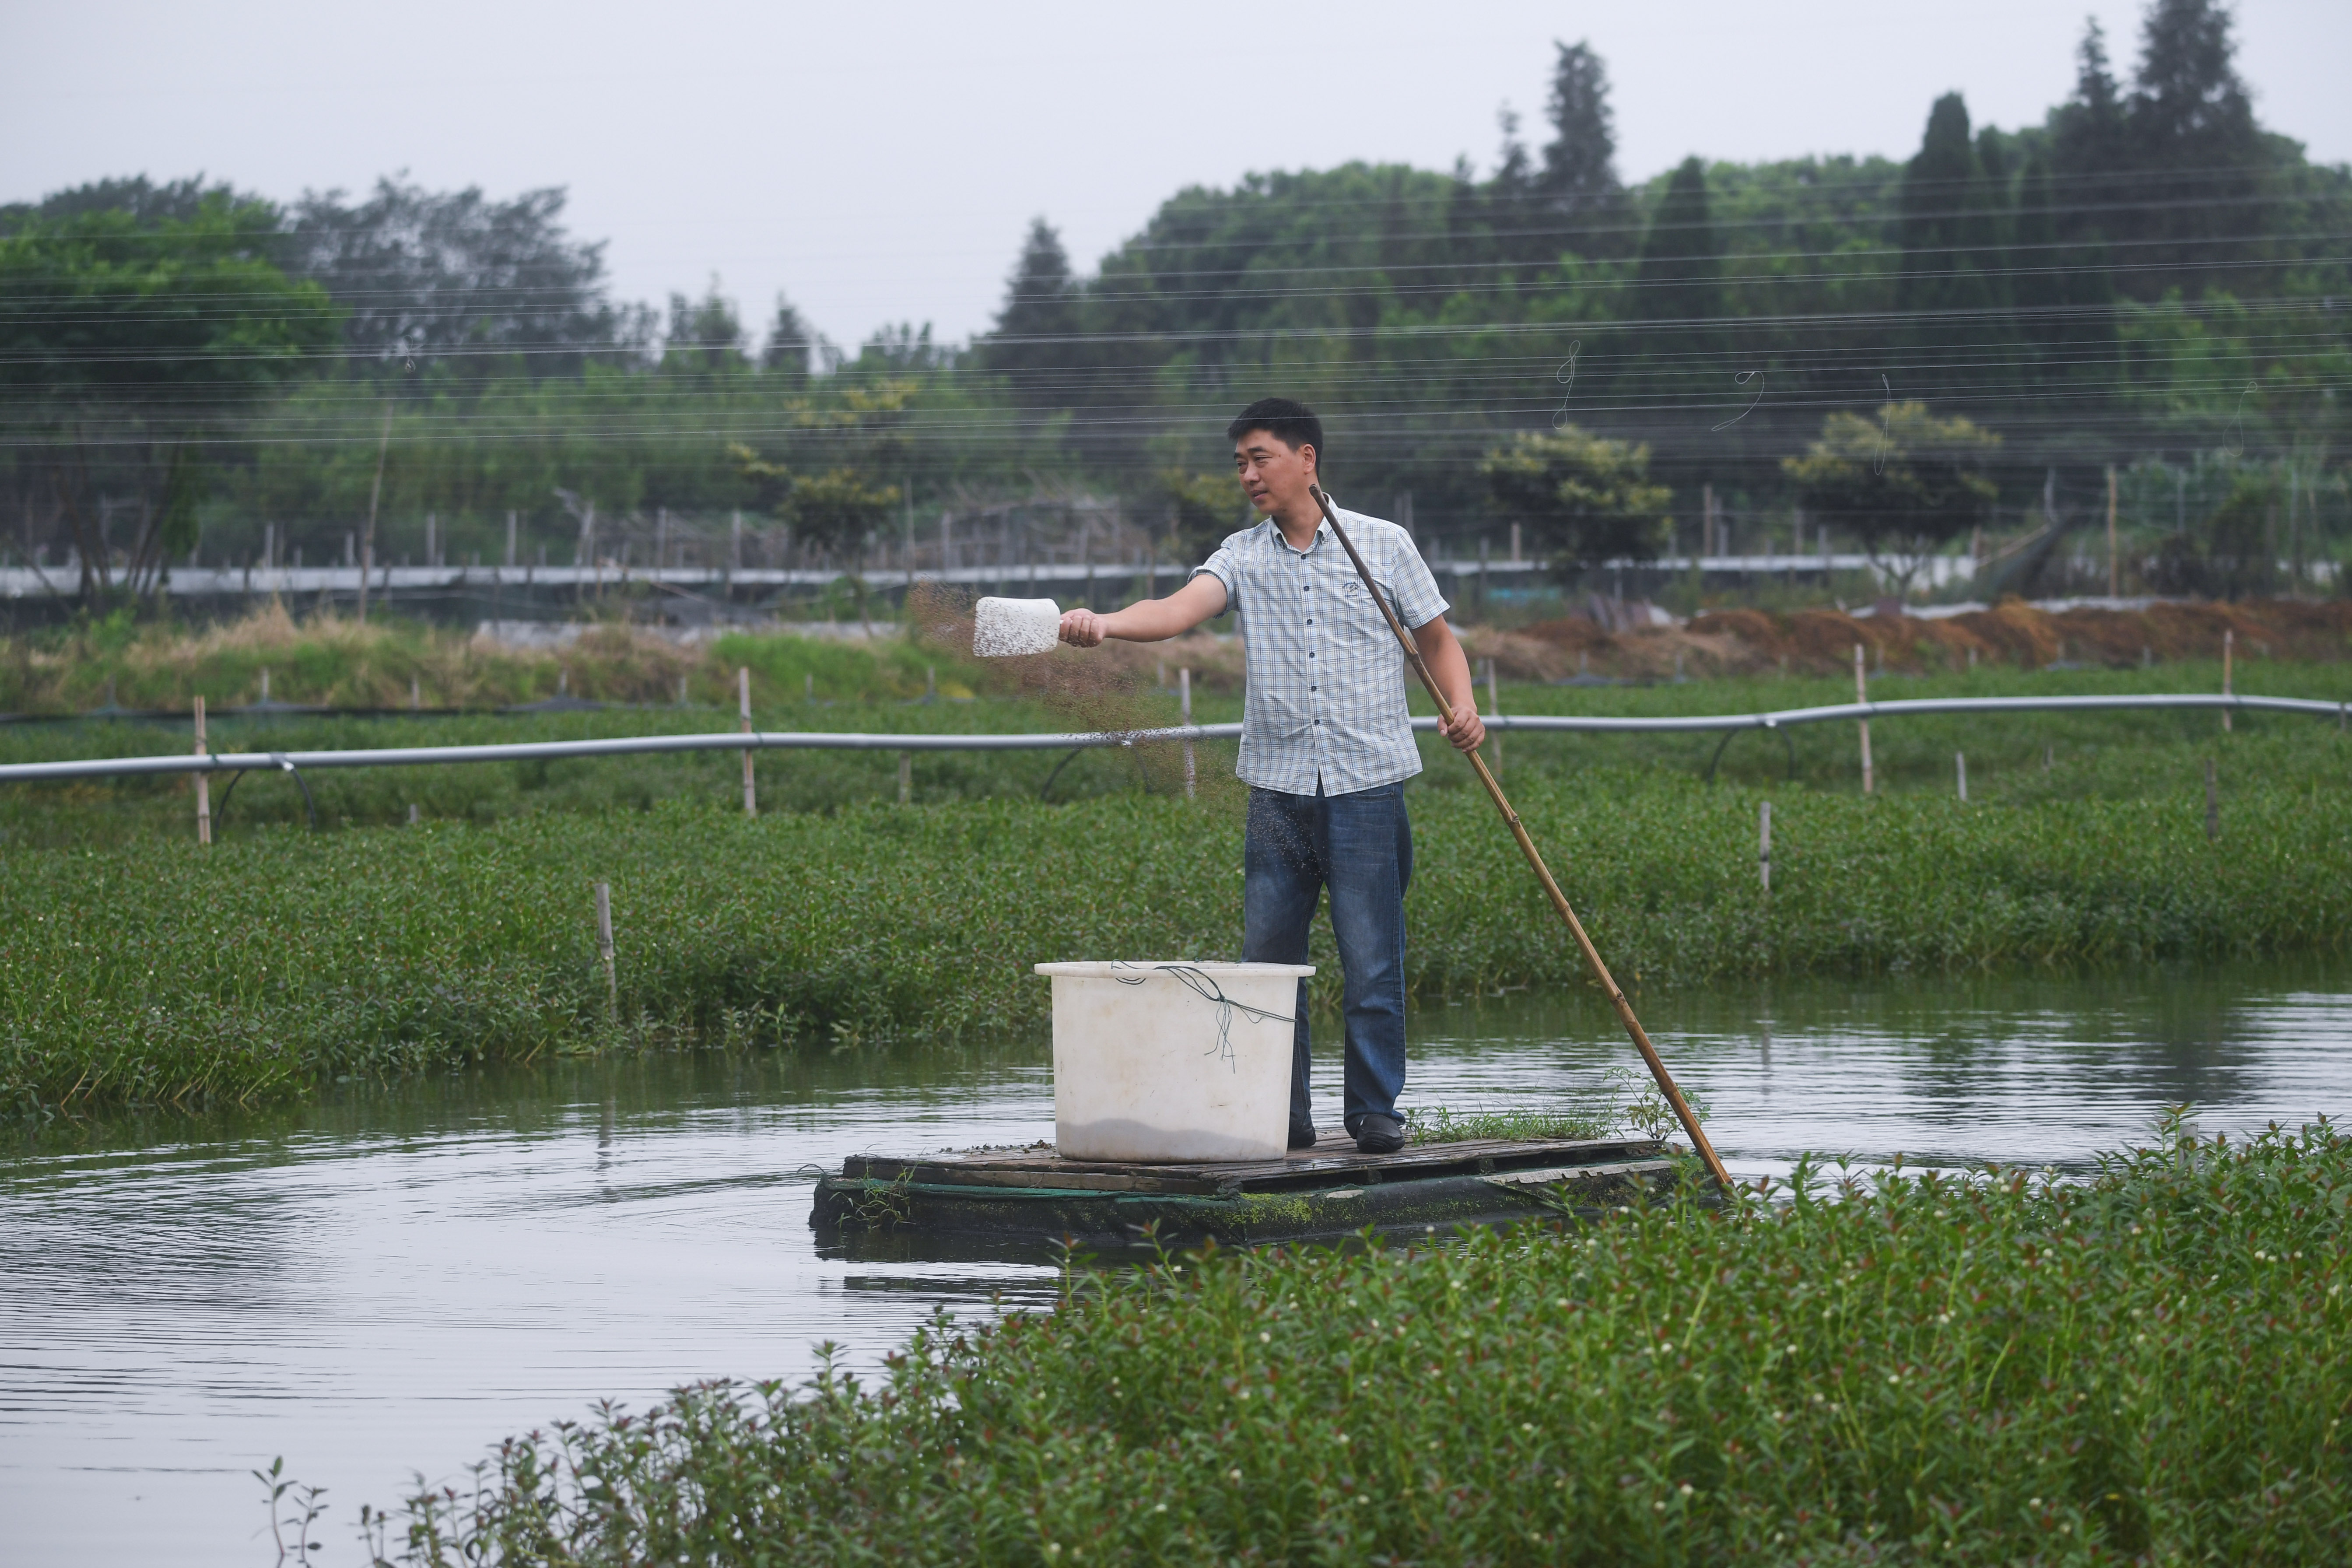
[1033,961,1315,1162]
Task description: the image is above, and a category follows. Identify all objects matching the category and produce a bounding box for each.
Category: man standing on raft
[1058,399,1486,1154]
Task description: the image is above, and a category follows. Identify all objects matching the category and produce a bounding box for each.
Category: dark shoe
[1353,1114,1407,1155]
[1288,1123,1319,1150]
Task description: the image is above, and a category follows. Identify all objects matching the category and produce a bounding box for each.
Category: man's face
[1233,431,1316,516]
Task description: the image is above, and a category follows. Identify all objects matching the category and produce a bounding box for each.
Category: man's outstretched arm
[1058,573,1229,646]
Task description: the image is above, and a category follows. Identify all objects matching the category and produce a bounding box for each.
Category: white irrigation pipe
[1477,692,2350,733]
[0,723,1247,782]
[0,694,2341,785]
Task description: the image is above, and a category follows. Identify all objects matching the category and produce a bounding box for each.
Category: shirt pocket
[1335,573,1399,650]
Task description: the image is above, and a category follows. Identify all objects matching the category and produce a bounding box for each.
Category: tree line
[0,0,2344,602]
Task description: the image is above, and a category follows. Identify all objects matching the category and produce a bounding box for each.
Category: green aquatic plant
[372,1114,2352,1564]
[1404,1065,1677,1144]
[5,754,2350,1119]
[1405,1104,1619,1144]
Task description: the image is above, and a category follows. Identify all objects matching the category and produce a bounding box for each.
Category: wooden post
[2117,465,2135,602]
[2204,758,2219,842]
[359,401,390,624]
[505,509,518,568]
[739,666,757,815]
[1179,667,1196,799]
[594,881,617,1014]
[897,750,912,805]
[1758,800,1771,893]
[1484,656,1503,773]
[1955,751,1967,803]
[2222,629,2233,733]
[1854,643,1873,796]
[193,696,211,845]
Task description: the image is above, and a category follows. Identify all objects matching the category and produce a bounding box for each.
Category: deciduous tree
[1781,402,2000,589]
[1480,427,1672,581]
[0,196,338,597]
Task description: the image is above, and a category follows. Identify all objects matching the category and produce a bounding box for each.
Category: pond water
[5,960,2350,1565]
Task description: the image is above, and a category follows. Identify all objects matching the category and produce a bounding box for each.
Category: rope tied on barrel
[1108,963,1293,1072]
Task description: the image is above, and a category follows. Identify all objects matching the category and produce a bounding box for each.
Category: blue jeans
[1241,782,1412,1136]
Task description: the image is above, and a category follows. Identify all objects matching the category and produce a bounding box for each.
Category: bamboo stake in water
[1854,644,1873,795]
[193,696,211,845]
[1178,667,1196,798]
[1758,800,1771,894]
[1308,486,1731,1192]
[897,750,912,806]
[594,881,618,1014]
[1955,751,1968,803]
[738,667,757,816]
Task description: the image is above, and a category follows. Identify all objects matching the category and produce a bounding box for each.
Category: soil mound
[1464,599,2352,682]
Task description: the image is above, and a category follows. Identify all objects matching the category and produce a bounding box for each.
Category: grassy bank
[7,756,2348,1118]
[0,602,972,713]
[368,1117,2352,1564]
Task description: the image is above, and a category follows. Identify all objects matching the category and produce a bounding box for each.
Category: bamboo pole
[1308,487,1731,1192]
[193,696,211,845]
[1484,656,1503,774]
[1757,800,1770,893]
[739,666,757,815]
[1854,644,1874,795]
[1178,667,1195,799]
[2222,629,2233,733]
[358,401,390,624]
[2117,465,2135,602]
[594,881,618,1015]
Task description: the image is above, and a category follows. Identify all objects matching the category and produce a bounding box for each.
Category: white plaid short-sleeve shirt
[1192,506,1449,796]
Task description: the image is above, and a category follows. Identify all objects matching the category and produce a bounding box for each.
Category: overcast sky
[6,0,2346,350]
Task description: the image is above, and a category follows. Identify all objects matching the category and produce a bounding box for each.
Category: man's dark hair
[1227,398,1324,460]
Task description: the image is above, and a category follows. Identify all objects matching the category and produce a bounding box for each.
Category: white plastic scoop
[972,596,1062,657]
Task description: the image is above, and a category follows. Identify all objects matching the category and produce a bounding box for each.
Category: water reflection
[3,960,2348,1566]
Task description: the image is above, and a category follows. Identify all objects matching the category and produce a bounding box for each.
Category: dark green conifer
[1634,157,1724,328]
[2125,0,2272,292]
[975,218,1081,387]
[1896,94,2005,396]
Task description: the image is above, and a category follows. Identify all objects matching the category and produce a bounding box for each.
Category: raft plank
[847,1158,1223,1196]
[847,1134,1668,1198]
